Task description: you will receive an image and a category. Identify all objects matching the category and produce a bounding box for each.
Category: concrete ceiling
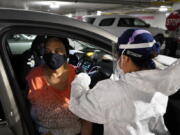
[0,0,176,15]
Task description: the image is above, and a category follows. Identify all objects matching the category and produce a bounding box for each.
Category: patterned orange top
[26,64,81,135]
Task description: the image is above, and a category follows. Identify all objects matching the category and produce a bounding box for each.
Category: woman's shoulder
[26,66,43,80]
[67,64,76,84]
[68,64,76,75]
[68,64,76,71]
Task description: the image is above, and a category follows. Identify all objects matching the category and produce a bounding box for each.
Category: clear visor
[111,42,125,81]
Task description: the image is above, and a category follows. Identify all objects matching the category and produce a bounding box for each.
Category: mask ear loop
[115,48,126,79]
[120,48,126,68]
[120,40,131,67]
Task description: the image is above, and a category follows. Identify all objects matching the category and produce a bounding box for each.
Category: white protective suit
[69,59,180,135]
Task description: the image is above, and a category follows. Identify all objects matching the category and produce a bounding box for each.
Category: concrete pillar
[74,9,88,20]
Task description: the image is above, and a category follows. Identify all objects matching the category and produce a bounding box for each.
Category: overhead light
[97,11,102,16]
[49,2,60,9]
[159,6,168,12]
[66,14,73,18]
[28,1,72,9]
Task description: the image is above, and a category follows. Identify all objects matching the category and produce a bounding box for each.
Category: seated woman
[26,36,92,135]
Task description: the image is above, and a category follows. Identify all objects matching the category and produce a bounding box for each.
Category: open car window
[7,34,36,55]
[6,33,113,89]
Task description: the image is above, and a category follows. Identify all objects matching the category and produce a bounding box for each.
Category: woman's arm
[81,120,92,135]
[69,73,106,124]
[125,59,180,96]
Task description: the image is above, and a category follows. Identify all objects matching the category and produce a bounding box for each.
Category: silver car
[0,8,177,135]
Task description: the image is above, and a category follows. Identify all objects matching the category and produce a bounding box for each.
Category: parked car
[83,15,165,45]
[0,8,177,135]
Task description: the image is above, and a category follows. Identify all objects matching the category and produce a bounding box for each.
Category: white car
[83,15,165,45]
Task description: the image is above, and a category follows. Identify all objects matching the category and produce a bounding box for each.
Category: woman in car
[69,29,180,135]
[26,36,92,135]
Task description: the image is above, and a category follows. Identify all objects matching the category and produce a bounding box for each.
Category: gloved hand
[71,73,91,99]
[72,73,91,91]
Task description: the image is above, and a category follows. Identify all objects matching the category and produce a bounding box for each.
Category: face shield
[111,29,160,81]
[111,41,125,81]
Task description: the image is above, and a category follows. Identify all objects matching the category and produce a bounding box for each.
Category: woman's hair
[44,36,70,57]
[31,35,45,51]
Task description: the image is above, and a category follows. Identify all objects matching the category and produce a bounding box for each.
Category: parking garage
[0,0,179,135]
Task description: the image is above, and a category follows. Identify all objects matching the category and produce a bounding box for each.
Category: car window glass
[69,39,95,51]
[99,18,115,26]
[118,18,128,26]
[118,18,134,27]
[133,18,147,27]
[84,17,96,24]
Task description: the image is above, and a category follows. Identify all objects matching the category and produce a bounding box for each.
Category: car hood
[153,55,177,69]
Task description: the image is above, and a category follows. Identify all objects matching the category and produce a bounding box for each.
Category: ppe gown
[69,59,180,135]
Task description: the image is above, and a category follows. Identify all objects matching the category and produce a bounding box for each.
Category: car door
[0,100,14,135]
[0,9,117,135]
[0,46,26,135]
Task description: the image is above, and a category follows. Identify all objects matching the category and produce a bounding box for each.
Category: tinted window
[85,17,96,24]
[118,18,134,27]
[99,18,115,26]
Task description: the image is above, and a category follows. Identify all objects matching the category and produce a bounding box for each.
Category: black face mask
[44,53,67,70]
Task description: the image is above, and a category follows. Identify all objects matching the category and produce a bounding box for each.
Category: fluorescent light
[159,6,168,12]
[66,14,73,18]
[97,11,102,16]
[49,2,60,9]
[28,1,72,8]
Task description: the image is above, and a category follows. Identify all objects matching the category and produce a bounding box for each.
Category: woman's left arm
[69,73,106,124]
[81,119,92,135]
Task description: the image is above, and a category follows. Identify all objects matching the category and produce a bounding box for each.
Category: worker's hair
[128,51,158,69]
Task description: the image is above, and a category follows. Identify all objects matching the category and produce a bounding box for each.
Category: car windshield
[69,39,95,51]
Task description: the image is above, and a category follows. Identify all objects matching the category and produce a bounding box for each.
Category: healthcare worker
[69,28,180,135]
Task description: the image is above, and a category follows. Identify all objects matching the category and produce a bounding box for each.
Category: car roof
[83,14,135,18]
[0,8,118,43]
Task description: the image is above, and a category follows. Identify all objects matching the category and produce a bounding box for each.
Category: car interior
[4,32,114,135]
